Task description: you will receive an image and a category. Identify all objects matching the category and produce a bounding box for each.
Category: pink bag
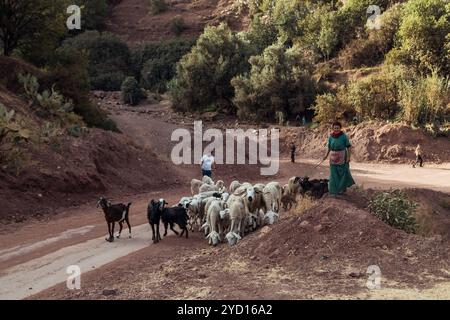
[330,150,346,165]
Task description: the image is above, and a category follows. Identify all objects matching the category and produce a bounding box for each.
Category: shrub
[131,38,195,87]
[169,16,187,36]
[47,47,119,131]
[121,77,144,105]
[62,31,131,91]
[148,0,167,15]
[368,189,419,234]
[169,24,254,113]
[312,92,349,124]
[387,0,450,75]
[232,43,316,122]
[18,73,81,124]
[399,72,449,128]
[244,14,278,54]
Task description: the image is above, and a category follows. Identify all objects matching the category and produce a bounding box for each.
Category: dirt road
[0,103,448,300]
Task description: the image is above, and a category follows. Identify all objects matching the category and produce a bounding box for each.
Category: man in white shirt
[201,150,215,178]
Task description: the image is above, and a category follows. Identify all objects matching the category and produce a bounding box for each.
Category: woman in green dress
[323,121,355,196]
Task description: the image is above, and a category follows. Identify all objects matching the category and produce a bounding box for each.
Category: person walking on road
[201,150,215,178]
[290,143,296,163]
[413,144,423,168]
[322,121,355,197]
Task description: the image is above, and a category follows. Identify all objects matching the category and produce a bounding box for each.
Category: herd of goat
[97,176,329,246]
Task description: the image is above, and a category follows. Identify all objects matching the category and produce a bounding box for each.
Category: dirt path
[0,103,449,300]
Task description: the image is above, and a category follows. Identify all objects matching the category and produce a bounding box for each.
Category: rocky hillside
[105,0,249,43]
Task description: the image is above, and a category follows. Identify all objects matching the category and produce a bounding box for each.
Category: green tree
[231,43,316,122]
[62,31,131,91]
[0,0,68,61]
[169,24,254,113]
[389,0,450,75]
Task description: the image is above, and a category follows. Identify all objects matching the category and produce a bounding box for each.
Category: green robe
[328,133,355,195]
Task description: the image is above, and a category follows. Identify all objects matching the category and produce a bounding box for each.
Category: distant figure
[413,144,423,168]
[201,150,215,178]
[302,115,306,126]
[295,114,301,127]
[290,143,296,163]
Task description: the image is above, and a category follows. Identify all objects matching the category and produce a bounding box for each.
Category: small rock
[349,271,364,278]
[102,289,117,296]
[382,245,388,250]
[314,225,323,232]
[300,220,310,227]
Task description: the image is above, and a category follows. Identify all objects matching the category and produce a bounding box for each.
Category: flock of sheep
[174,175,311,246]
[98,175,328,245]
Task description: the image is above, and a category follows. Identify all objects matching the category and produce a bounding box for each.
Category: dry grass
[285,195,318,218]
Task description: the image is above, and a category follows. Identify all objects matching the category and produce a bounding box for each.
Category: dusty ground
[28,192,450,300]
[0,92,449,300]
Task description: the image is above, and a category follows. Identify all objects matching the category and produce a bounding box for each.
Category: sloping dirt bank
[280,122,449,164]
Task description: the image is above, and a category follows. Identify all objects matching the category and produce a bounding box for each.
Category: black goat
[161,201,189,239]
[97,197,132,242]
[299,177,329,199]
[148,199,164,244]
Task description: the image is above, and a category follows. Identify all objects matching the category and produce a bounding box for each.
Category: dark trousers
[202,169,212,178]
[414,155,423,167]
[291,153,295,163]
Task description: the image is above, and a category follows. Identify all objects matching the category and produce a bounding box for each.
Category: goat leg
[106,221,112,242]
[117,222,123,239]
[170,223,179,236]
[156,223,161,242]
[125,218,132,238]
[109,222,115,242]
[151,223,156,243]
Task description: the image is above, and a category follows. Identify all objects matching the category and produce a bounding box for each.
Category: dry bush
[285,195,318,218]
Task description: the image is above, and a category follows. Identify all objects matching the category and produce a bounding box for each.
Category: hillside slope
[0,58,181,223]
[105,0,249,43]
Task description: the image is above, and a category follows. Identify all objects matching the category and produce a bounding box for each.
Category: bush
[74,0,109,30]
[169,16,187,36]
[387,0,450,75]
[368,189,419,234]
[149,0,167,15]
[47,46,119,131]
[399,72,449,127]
[121,77,144,105]
[244,14,278,54]
[169,24,254,113]
[312,92,350,124]
[131,38,195,88]
[232,43,316,122]
[62,31,131,91]
[338,3,402,70]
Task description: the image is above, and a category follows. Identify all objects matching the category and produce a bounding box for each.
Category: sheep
[282,184,289,196]
[186,192,222,231]
[224,195,246,246]
[190,178,203,195]
[281,193,297,211]
[203,200,227,246]
[147,199,164,244]
[178,196,193,209]
[198,180,226,193]
[97,197,132,242]
[233,183,265,233]
[262,182,282,225]
[160,200,189,239]
[229,180,241,194]
[287,176,301,196]
[202,175,214,185]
